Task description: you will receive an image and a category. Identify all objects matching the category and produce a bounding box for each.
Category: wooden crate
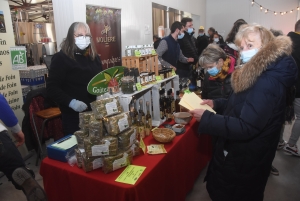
[122,55,158,75]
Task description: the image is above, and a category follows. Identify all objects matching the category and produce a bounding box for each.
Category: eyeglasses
[74,34,92,39]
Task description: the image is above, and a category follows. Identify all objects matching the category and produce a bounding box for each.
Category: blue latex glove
[69,99,87,112]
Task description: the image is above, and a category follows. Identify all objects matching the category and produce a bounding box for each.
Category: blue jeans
[0,130,25,189]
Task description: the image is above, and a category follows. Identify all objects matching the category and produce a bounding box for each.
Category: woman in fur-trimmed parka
[190,24,298,201]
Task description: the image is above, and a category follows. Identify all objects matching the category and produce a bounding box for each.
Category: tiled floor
[1,123,300,201]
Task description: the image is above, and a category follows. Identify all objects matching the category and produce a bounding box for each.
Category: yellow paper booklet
[179,92,216,113]
[115,165,146,185]
[147,144,167,154]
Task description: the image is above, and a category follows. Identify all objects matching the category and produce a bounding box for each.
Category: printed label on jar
[113,153,128,171]
[127,49,131,56]
[105,99,118,115]
[91,141,110,156]
[133,84,136,91]
[148,76,153,82]
[118,115,129,132]
[92,157,104,170]
[144,76,148,83]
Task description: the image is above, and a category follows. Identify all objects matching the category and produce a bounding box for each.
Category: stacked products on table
[21,85,31,103]
[74,95,140,173]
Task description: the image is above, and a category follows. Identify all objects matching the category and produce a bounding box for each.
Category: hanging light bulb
[265,9,268,13]
[252,0,254,5]
[274,11,277,15]
[290,10,293,13]
[280,12,283,15]
[297,7,299,11]
[260,5,263,10]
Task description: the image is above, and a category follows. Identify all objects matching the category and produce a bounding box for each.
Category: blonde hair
[198,44,227,67]
[234,24,274,48]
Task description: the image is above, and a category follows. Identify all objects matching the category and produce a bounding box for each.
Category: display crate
[19,65,48,87]
[122,55,159,75]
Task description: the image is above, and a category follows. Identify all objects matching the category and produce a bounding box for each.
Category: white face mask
[75,36,91,50]
[240,48,259,63]
[214,38,219,43]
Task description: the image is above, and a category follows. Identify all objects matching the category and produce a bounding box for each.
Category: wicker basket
[152,128,176,143]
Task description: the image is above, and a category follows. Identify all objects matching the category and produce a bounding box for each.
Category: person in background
[196,26,209,57]
[208,27,216,43]
[200,44,235,100]
[221,19,247,63]
[283,20,300,156]
[212,32,225,46]
[177,17,198,78]
[156,21,193,71]
[47,22,103,135]
[0,94,47,201]
[153,35,161,50]
[190,24,297,201]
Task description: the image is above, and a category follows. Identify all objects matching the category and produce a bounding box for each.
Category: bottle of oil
[138,114,145,139]
[169,89,175,113]
[145,101,152,136]
[166,90,172,121]
[159,89,165,120]
[139,99,146,125]
[175,91,181,112]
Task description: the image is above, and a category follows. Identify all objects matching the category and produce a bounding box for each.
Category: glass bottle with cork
[175,91,181,112]
[138,114,145,139]
[166,90,173,121]
[159,89,165,120]
[145,101,152,136]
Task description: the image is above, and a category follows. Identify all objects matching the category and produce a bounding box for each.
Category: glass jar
[121,76,135,94]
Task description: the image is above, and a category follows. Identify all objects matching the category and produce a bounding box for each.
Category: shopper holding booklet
[189,24,298,201]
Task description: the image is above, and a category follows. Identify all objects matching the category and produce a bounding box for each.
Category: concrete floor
[1,124,300,201]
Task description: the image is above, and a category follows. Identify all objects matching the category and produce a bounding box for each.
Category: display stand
[118,75,179,127]
[122,55,159,75]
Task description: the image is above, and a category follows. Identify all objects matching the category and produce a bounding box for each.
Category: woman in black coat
[190,24,298,201]
[47,22,102,135]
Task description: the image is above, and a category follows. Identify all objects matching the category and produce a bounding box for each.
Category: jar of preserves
[121,76,136,94]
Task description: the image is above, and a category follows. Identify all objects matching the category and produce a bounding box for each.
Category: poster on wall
[86,5,121,69]
[0,10,6,33]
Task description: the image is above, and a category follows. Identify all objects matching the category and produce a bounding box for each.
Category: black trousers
[0,130,25,189]
[62,112,80,136]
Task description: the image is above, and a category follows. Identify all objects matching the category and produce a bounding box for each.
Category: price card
[115,165,146,185]
[156,76,162,82]
[135,50,141,57]
[171,69,176,76]
[139,137,146,154]
[136,83,142,91]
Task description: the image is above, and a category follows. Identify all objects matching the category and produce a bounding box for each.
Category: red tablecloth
[40,119,212,201]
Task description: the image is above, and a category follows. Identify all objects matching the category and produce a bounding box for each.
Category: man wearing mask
[177,17,198,78]
[156,21,194,71]
[196,26,209,56]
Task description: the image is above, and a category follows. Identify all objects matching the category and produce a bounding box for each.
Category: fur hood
[231,36,293,93]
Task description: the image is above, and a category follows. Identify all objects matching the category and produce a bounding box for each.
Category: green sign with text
[87,66,125,95]
[10,46,27,70]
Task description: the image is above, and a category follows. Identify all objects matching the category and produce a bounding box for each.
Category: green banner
[87,66,125,95]
[10,46,27,70]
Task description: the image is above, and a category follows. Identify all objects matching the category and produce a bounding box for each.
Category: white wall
[206,0,300,39]
[52,0,206,55]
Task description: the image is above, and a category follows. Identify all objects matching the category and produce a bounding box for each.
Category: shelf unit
[117,75,179,127]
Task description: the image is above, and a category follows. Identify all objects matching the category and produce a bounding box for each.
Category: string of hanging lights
[250,0,299,16]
